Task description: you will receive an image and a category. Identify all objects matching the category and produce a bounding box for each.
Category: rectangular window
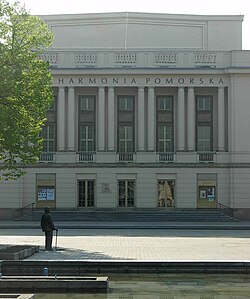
[118,180,135,208]
[196,96,213,151]
[158,125,172,152]
[78,95,96,152]
[119,96,133,111]
[197,97,212,111]
[118,125,133,152]
[197,126,212,151]
[79,125,95,152]
[158,96,172,111]
[117,95,135,153]
[156,96,174,152]
[80,96,95,110]
[41,124,56,152]
[78,180,95,208]
[48,96,57,111]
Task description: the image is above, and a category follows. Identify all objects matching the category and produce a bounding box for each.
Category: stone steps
[17,209,238,222]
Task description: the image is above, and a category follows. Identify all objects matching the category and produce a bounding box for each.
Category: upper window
[41,124,56,152]
[119,96,133,111]
[158,96,172,111]
[197,97,212,111]
[80,96,95,111]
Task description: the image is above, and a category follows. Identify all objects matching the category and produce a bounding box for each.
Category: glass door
[157,180,175,208]
[78,180,95,208]
[118,180,135,208]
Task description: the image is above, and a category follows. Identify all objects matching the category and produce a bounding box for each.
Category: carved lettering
[89,78,96,84]
[101,78,108,84]
[54,76,227,87]
[166,78,173,84]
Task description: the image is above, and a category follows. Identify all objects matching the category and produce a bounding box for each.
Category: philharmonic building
[1,12,250,219]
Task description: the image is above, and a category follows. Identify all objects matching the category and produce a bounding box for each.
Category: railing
[198,152,216,163]
[78,152,95,162]
[217,203,234,218]
[17,203,35,220]
[118,153,135,162]
[38,50,236,69]
[158,153,175,162]
[39,153,55,163]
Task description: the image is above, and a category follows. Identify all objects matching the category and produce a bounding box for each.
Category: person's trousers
[45,231,53,250]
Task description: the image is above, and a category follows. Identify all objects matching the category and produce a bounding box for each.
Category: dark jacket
[41,212,56,232]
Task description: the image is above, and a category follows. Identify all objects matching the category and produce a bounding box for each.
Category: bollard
[43,267,48,276]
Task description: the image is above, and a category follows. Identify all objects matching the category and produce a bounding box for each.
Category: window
[119,96,133,111]
[196,96,213,152]
[117,95,135,153]
[158,96,172,110]
[118,180,135,208]
[78,180,95,208]
[79,125,95,152]
[197,97,212,111]
[156,96,174,152]
[41,124,56,152]
[158,125,173,152]
[80,96,95,110]
[197,126,212,152]
[118,125,133,152]
[78,95,96,152]
[48,96,57,111]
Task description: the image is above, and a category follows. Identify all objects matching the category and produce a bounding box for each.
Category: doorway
[157,180,175,208]
[78,180,95,208]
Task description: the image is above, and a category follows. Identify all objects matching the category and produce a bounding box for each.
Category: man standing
[41,206,58,251]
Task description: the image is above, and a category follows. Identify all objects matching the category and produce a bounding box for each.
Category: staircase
[17,209,238,222]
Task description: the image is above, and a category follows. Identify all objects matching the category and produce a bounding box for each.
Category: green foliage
[0,0,54,180]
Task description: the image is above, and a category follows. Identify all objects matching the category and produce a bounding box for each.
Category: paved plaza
[1,222,250,261]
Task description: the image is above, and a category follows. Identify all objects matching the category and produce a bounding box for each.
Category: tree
[0,0,54,180]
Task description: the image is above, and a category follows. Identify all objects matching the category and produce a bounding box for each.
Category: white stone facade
[1,12,250,219]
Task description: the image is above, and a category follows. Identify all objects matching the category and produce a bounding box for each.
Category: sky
[9,0,250,49]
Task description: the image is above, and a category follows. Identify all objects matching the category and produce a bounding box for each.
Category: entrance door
[118,180,135,208]
[78,180,95,208]
[197,185,216,208]
[158,180,175,208]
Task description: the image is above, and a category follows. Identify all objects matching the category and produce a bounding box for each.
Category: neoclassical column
[218,87,225,151]
[67,87,75,151]
[107,87,115,151]
[187,87,195,151]
[177,87,185,151]
[147,87,155,151]
[57,87,65,151]
[138,87,145,151]
[98,87,105,151]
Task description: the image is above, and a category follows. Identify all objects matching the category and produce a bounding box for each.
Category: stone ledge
[0,276,109,293]
[0,246,39,260]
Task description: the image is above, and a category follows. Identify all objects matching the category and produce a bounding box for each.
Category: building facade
[1,12,250,219]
